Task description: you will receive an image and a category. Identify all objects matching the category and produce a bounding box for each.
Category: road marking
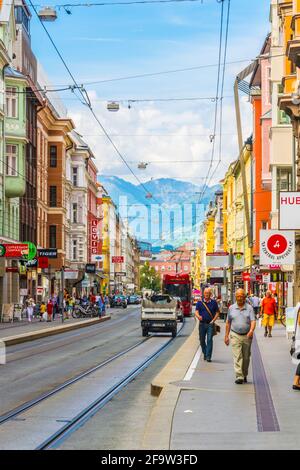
[183,346,201,381]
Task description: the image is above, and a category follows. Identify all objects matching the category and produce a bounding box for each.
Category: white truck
[141,294,178,338]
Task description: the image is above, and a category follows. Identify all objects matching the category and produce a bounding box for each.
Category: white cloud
[68,88,253,187]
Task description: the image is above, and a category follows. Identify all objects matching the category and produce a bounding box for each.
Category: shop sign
[91,254,104,262]
[242,272,251,282]
[38,257,48,269]
[26,258,38,268]
[64,269,79,280]
[0,243,29,258]
[260,230,295,266]
[279,192,300,230]
[90,219,99,257]
[86,263,96,274]
[5,267,18,273]
[22,242,37,261]
[112,256,124,264]
[206,252,229,268]
[262,273,271,284]
[36,287,44,295]
[38,249,57,258]
[233,252,244,269]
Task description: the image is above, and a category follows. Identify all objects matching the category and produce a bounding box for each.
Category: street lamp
[38,7,57,21]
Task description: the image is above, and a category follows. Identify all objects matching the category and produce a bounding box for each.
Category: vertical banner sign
[90,219,98,261]
[260,230,295,266]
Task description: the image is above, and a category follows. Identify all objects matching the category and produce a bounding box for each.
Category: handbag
[200,301,221,336]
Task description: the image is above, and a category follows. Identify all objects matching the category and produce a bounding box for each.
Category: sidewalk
[0,315,111,346]
[144,322,300,450]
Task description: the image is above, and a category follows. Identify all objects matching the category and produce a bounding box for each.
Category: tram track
[0,321,185,450]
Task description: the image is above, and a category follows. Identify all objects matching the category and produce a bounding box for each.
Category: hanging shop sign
[279,192,300,230]
[38,249,57,258]
[0,243,29,258]
[38,257,48,269]
[260,230,295,266]
[206,252,229,268]
[22,242,37,261]
[85,264,96,274]
[112,256,124,264]
[91,254,104,262]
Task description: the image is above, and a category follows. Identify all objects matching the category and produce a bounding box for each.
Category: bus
[162,274,192,317]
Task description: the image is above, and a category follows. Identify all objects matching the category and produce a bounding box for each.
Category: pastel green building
[4,67,27,241]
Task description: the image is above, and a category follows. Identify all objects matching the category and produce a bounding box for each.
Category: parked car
[110,295,127,308]
[127,295,141,305]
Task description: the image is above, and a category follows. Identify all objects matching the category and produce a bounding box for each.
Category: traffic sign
[112,256,124,263]
[260,230,295,266]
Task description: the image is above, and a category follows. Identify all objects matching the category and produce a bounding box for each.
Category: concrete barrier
[2,315,111,346]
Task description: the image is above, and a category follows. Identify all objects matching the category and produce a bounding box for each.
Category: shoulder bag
[200,301,221,336]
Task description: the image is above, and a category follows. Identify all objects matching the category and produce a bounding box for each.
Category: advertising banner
[279,192,300,230]
[260,230,295,266]
[112,256,124,263]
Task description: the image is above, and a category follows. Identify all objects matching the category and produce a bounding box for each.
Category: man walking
[260,290,277,338]
[195,288,220,362]
[250,293,260,318]
[224,289,256,384]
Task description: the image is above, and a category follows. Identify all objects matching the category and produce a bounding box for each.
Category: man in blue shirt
[195,288,220,362]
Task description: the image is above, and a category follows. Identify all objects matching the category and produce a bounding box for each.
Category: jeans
[199,323,214,359]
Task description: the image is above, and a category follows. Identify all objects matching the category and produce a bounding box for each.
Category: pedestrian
[224,288,256,384]
[195,287,220,362]
[260,290,277,338]
[251,293,260,319]
[40,302,46,321]
[291,307,300,391]
[47,299,53,322]
[101,294,106,315]
[27,297,35,322]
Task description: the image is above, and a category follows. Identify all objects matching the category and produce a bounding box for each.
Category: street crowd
[22,292,110,322]
[195,288,300,391]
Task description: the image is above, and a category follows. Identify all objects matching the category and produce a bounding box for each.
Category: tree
[140,261,161,292]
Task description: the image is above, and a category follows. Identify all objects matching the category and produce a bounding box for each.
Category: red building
[149,242,193,282]
[86,158,99,263]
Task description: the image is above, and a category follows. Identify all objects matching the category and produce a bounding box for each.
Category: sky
[30,0,271,189]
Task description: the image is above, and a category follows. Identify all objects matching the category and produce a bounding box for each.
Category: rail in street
[0,321,185,450]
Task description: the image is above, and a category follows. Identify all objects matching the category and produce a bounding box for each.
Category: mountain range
[98,176,221,248]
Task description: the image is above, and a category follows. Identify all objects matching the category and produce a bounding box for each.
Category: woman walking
[27,297,35,322]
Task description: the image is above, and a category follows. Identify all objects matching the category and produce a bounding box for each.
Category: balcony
[287,38,300,67]
[5,176,26,198]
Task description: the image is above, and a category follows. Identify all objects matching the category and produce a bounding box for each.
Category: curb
[143,320,199,449]
[1,315,111,346]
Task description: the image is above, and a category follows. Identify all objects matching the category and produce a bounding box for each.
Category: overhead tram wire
[28,0,160,205]
[197,0,225,206]
[197,0,231,206]
[201,0,231,196]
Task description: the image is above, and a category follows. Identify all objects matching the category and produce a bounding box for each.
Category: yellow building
[222,143,253,273]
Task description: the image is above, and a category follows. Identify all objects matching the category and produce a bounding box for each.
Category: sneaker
[206,358,212,362]
[268,333,272,337]
[264,331,267,337]
[244,377,247,383]
[203,356,207,361]
[292,385,300,391]
[235,379,244,384]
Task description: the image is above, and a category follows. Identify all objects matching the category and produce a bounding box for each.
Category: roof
[4,66,27,81]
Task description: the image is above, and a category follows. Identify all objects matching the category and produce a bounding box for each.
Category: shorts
[262,314,275,328]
